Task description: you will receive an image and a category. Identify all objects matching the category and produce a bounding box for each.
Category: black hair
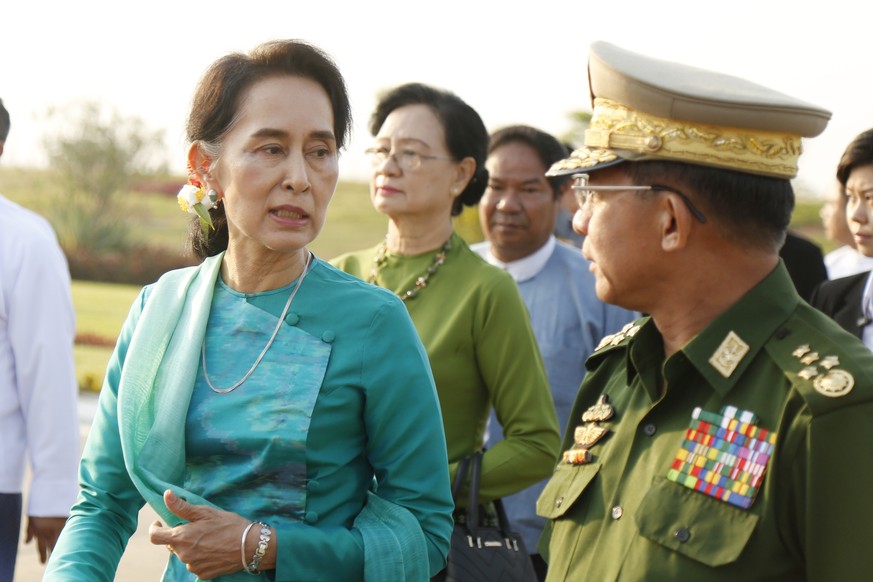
[0,99,10,143]
[488,125,572,199]
[186,39,351,259]
[836,128,873,187]
[369,82,488,216]
[622,161,793,251]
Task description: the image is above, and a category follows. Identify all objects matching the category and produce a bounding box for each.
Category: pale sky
[3,0,872,198]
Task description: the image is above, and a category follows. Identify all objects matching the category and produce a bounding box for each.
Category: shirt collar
[616,261,800,399]
[483,236,557,282]
[861,271,873,351]
[862,271,873,320]
[679,260,800,396]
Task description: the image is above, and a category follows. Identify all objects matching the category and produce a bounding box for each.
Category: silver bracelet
[241,522,257,573]
[246,522,272,574]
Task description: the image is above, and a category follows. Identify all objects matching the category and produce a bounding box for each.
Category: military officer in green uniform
[536,41,873,580]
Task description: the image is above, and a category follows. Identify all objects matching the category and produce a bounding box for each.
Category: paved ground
[13,392,167,581]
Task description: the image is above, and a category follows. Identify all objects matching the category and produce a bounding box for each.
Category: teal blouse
[46,258,453,581]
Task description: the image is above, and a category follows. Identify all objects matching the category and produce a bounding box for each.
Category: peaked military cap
[547,41,832,179]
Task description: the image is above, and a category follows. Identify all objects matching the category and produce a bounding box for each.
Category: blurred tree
[560,110,592,150]
[43,101,167,252]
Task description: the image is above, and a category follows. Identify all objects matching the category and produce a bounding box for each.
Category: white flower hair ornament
[177,179,219,236]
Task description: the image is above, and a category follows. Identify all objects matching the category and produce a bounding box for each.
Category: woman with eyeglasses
[331,83,561,576]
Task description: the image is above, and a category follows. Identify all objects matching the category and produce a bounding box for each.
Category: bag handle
[466,451,484,528]
[463,451,521,548]
[451,454,472,501]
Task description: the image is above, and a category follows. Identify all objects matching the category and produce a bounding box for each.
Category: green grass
[73,280,141,337]
[75,344,115,392]
[71,281,140,390]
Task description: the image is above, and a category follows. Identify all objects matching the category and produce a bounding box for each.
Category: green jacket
[538,263,873,580]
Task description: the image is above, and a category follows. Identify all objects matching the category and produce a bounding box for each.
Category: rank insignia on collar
[666,405,776,509]
[800,352,820,365]
[798,367,818,380]
[708,331,750,378]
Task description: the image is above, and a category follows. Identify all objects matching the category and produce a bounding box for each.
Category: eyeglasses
[364,147,454,172]
[571,174,707,223]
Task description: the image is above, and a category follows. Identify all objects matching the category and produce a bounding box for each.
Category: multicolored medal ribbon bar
[666,405,776,509]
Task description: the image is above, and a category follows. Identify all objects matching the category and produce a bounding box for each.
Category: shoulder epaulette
[765,313,873,416]
[591,318,647,356]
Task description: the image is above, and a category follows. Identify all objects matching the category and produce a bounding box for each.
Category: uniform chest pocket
[536,462,600,520]
[635,477,759,567]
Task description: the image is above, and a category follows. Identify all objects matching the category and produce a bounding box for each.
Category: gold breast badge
[581,394,615,423]
[562,394,615,465]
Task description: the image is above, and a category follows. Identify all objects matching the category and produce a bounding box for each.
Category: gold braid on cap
[550,98,803,178]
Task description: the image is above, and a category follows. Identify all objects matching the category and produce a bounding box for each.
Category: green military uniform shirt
[537,262,873,580]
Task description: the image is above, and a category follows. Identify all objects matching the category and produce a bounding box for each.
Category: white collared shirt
[0,194,80,517]
[477,236,557,283]
[824,245,873,279]
[862,270,873,352]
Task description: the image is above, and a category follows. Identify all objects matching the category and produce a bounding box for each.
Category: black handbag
[443,451,537,582]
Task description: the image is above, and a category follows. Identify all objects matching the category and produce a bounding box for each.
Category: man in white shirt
[471,125,637,580]
[0,98,79,581]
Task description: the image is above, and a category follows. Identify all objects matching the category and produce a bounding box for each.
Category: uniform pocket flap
[536,462,601,520]
[636,477,759,567]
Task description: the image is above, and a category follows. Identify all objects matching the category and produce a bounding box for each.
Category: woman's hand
[149,490,252,580]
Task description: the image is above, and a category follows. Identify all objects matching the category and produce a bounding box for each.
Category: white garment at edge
[0,194,79,517]
[824,245,873,279]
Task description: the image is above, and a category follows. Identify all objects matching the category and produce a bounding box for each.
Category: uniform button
[643,423,657,436]
[674,527,691,543]
[555,496,564,508]
[286,313,300,325]
[305,511,319,523]
[611,505,623,520]
[307,479,320,492]
[321,330,335,343]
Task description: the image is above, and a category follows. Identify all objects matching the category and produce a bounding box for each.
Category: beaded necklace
[202,252,313,394]
[368,237,452,301]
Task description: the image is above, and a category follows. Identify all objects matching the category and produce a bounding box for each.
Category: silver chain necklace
[202,253,313,394]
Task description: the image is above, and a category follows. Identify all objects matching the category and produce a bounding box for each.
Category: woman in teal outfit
[45,41,453,581]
